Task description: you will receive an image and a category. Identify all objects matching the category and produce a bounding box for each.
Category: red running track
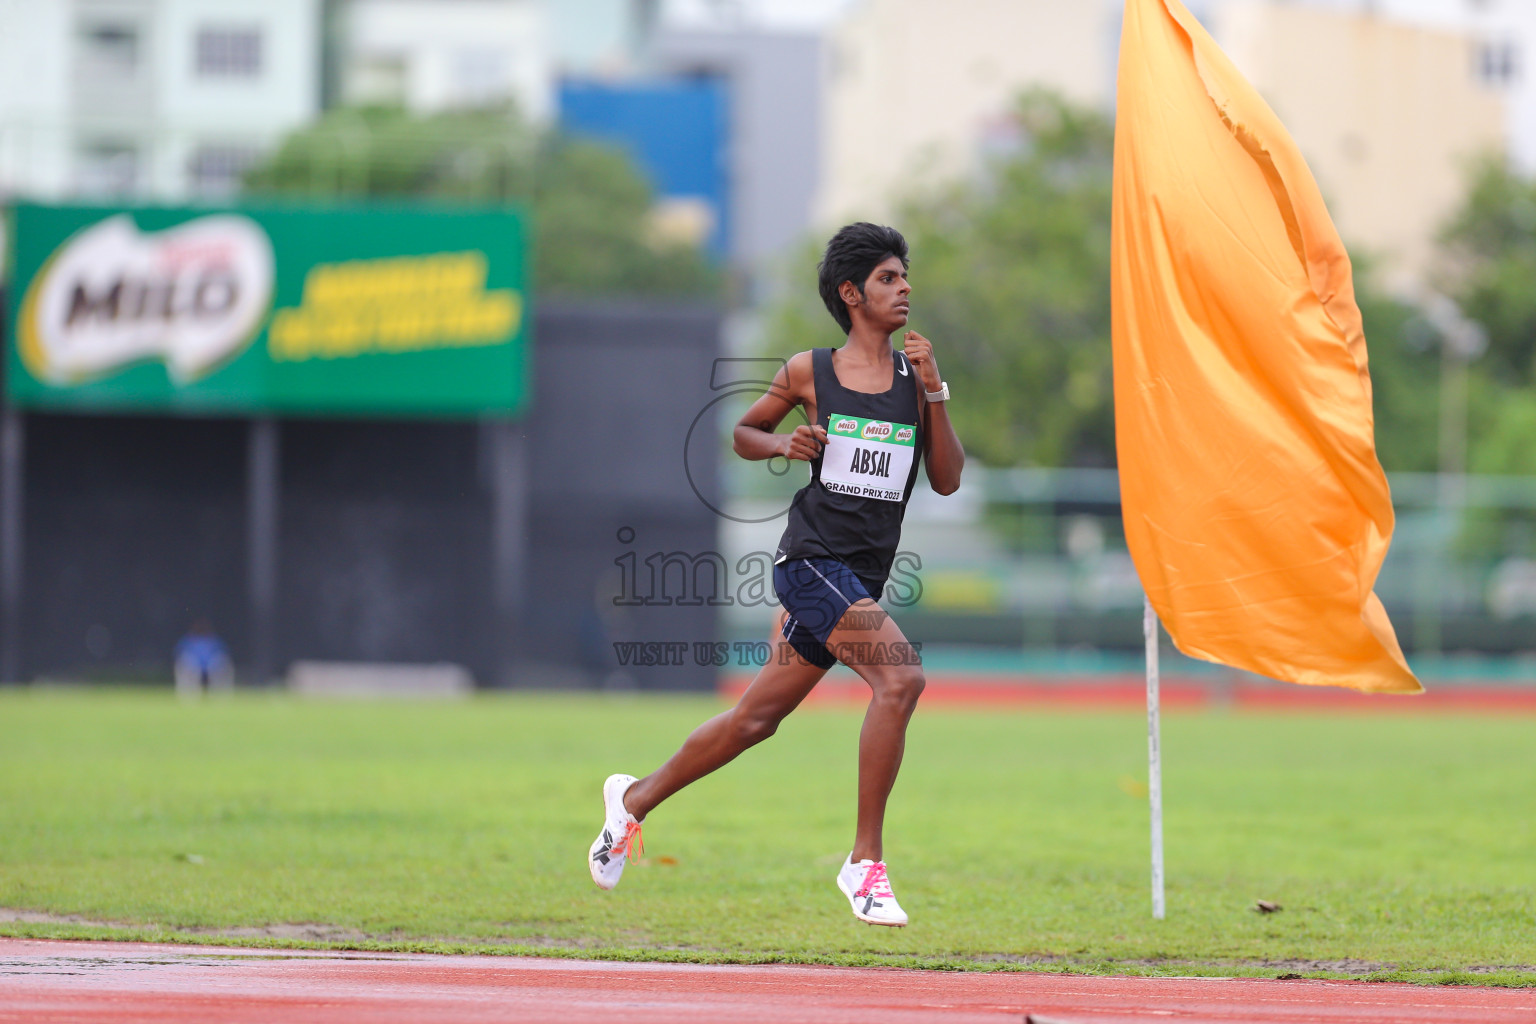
[1,939,1532,1024]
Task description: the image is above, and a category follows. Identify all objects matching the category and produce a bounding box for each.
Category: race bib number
[820,412,916,502]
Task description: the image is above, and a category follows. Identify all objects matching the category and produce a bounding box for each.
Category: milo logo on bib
[861,421,893,441]
[819,411,917,503]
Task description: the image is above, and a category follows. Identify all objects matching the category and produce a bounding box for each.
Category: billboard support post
[488,420,528,688]
[247,417,279,687]
[0,409,23,683]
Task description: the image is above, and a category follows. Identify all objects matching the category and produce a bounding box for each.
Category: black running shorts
[772,557,882,669]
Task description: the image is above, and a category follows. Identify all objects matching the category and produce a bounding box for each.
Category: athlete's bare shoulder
[772,350,816,407]
[785,349,815,383]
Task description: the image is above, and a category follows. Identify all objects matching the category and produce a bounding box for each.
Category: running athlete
[589,223,965,926]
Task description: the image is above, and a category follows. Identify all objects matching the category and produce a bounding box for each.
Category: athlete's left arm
[902,331,964,495]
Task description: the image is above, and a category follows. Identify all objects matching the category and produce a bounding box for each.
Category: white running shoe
[836,855,908,927]
[589,773,643,890]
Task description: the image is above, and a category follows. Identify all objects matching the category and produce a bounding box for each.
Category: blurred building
[559,77,731,256]
[814,0,1508,290]
[552,15,823,292]
[815,0,1120,228]
[655,29,822,295]
[0,0,322,202]
[330,0,553,118]
[1307,0,1536,174]
[1215,0,1507,289]
[549,0,659,76]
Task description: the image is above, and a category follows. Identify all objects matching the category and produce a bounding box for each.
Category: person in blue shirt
[174,620,234,696]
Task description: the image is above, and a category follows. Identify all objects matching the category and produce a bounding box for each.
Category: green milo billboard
[4,203,528,416]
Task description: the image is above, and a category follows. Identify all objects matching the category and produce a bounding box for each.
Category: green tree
[243,105,719,299]
[1354,272,1441,473]
[1437,157,1536,475]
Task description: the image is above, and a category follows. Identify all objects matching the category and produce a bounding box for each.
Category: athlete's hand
[782,424,828,461]
[902,331,943,393]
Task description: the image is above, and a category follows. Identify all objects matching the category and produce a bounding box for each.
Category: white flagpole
[1144,593,1166,920]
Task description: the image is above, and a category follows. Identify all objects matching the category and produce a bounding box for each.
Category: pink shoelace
[611,820,644,862]
[854,861,893,899]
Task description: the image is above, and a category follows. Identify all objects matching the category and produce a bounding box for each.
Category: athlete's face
[850,256,910,332]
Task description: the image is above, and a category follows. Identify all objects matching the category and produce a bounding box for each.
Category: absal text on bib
[819,412,916,502]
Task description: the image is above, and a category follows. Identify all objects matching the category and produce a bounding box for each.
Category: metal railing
[720,462,1536,658]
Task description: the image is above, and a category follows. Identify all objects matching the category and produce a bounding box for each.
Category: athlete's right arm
[732,351,828,461]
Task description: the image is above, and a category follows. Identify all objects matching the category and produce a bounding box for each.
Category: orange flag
[1111,0,1421,693]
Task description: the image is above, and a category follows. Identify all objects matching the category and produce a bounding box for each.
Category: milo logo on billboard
[833,417,859,434]
[861,421,893,441]
[17,213,275,385]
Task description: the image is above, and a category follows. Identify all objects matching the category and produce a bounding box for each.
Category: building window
[1476,40,1520,88]
[196,27,263,78]
[188,145,260,198]
[77,22,140,79]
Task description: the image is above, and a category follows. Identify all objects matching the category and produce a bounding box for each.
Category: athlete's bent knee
[874,665,925,710]
[731,709,780,747]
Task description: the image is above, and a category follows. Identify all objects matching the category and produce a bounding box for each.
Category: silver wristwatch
[925,381,950,402]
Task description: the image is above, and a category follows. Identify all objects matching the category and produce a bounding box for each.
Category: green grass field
[0,689,1532,985]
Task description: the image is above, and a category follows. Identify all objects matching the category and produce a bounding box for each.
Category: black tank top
[774,346,924,593]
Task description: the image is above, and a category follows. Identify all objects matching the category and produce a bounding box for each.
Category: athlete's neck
[841,327,894,365]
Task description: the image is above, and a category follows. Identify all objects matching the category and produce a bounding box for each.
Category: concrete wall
[0,0,74,201]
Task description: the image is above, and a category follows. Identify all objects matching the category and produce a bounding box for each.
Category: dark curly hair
[817,222,909,334]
